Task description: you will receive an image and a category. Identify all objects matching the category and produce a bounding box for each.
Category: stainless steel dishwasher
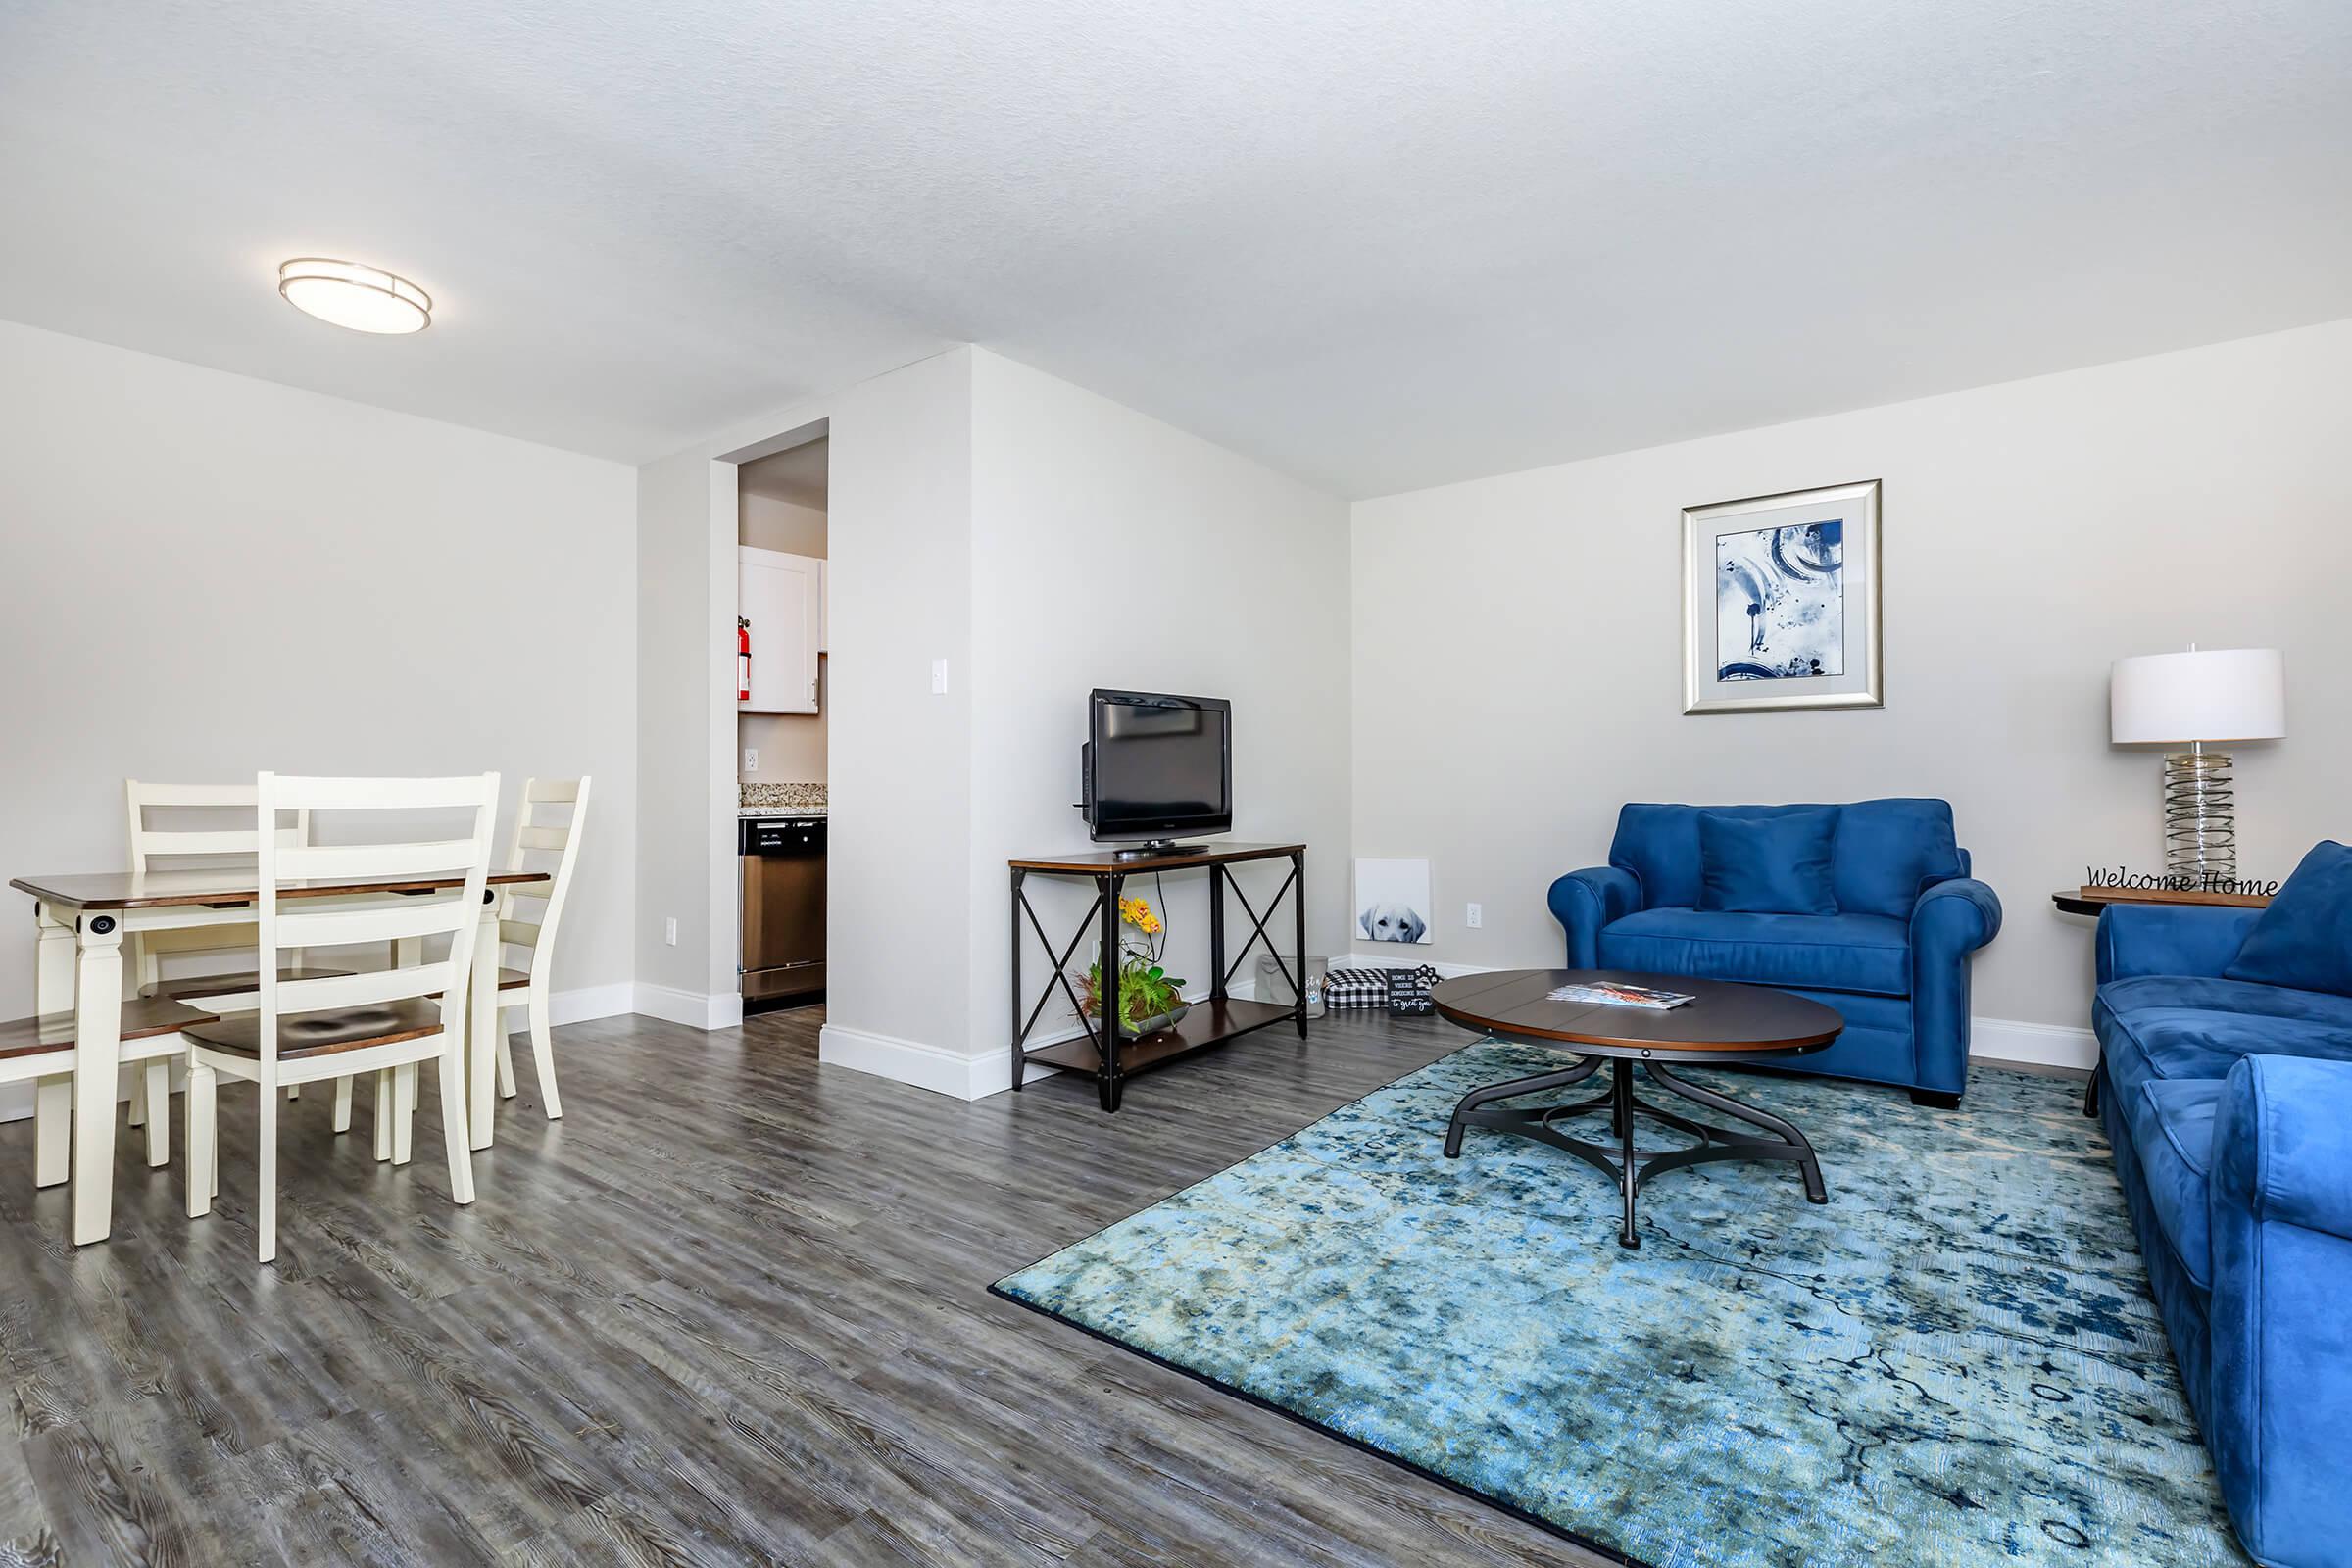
[740,815,825,1005]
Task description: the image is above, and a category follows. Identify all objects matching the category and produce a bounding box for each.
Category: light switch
[930,658,950,695]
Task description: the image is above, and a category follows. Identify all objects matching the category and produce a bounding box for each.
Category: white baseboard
[818,979,1262,1102]
[818,1023,1002,1100]
[631,984,744,1031]
[1340,954,2095,1070]
[550,983,637,1027]
[1968,1016,2098,1071]
[1340,952,1494,978]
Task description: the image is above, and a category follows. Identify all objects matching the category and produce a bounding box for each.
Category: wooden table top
[1433,968,1843,1055]
[2051,886,2272,917]
[1007,842,1304,874]
[10,867,551,910]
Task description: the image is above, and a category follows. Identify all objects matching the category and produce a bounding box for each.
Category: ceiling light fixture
[277,258,431,334]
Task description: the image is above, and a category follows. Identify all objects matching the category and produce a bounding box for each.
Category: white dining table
[9,864,549,1245]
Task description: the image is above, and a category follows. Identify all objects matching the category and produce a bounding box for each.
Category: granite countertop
[740,782,826,817]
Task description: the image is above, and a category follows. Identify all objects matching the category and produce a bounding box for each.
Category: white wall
[818,349,977,1079]
[1350,318,2352,1054]
[0,318,639,1022]
[813,348,1353,1097]
[633,446,737,1022]
[963,352,1353,1088]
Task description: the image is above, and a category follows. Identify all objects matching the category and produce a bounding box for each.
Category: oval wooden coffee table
[1433,969,1842,1248]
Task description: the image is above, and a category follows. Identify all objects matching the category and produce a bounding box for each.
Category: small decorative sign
[2083,865,2280,899]
[1386,967,1436,1017]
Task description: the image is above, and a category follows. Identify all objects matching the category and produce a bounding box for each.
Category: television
[1080,689,1232,851]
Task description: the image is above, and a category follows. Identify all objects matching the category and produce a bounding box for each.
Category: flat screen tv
[1080,689,1232,849]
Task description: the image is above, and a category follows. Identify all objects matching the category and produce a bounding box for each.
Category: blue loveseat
[1548,799,2001,1103]
[2095,878,2352,1568]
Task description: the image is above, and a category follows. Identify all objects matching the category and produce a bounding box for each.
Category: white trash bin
[1257,954,1329,1018]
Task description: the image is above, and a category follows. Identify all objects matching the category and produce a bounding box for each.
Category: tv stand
[1007,842,1307,1111]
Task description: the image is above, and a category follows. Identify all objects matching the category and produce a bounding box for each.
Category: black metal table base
[1009,849,1307,1112]
[1443,1057,1828,1248]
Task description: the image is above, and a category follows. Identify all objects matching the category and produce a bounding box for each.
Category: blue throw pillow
[1697,809,1838,915]
[2226,841,2352,996]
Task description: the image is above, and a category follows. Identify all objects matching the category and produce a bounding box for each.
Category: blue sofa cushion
[2126,1077,2226,1292]
[2099,973,2352,1027]
[1828,798,1965,919]
[1697,808,1838,914]
[1598,907,1911,997]
[2094,978,2352,1115]
[2225,840,2352,997]
[1611,799,1962,919]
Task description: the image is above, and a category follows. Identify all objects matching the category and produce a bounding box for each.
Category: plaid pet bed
[1324,964,1440,1009]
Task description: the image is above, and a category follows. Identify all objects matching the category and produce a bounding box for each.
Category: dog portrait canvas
[1354,858,1435,946]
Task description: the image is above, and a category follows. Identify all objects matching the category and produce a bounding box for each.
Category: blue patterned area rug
[992,1042,2247,1567]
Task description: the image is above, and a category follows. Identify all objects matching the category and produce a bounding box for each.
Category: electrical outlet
[664,917,678,946]
[930,657,950,695]
[742,747,759,773]
[1465,903,1483,929]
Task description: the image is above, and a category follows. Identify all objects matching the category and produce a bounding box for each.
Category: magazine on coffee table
[1546,981,1695,1010]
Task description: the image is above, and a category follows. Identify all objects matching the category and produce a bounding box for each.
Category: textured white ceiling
[4,1,2348,497]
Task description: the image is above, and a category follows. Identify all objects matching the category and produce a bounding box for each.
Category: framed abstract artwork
[1681,478,1882,714]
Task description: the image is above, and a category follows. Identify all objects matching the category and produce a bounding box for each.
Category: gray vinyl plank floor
[0,1005,1608,1567]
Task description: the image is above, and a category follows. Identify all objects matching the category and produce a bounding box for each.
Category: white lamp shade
[2110,647,2286,744]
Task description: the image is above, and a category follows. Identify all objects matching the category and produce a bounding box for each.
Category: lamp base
[2162,744,2235,883]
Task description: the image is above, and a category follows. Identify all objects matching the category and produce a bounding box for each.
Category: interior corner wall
[817,349,978,1086]
[962,350,1354,1094]
[1348,318,2352,1047]
[635,444,737,1021]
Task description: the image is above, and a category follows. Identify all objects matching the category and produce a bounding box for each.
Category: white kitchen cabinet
[738,546,820,714]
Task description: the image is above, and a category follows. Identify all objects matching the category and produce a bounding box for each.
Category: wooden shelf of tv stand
[1023,999,1298,1078]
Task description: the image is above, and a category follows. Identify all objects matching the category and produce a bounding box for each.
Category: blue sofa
[1548,799,2001,1103]
[2094,896,2352,1568]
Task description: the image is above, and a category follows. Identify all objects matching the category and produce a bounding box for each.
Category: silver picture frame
[1682,478,1883,715]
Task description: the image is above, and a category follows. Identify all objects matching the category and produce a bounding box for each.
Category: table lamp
[2109,644,2286,883]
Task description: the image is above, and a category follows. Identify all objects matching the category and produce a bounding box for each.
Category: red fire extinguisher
[737,616,752,702]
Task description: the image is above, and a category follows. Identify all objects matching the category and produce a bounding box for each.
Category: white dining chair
[487,776,592,1120]
[181,772,496,1264]
[1,1029,76,1191]
[5,998,214,1185]
[328,774,590,1132]
[125,779,321,1001]
[37,782,346,1176]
